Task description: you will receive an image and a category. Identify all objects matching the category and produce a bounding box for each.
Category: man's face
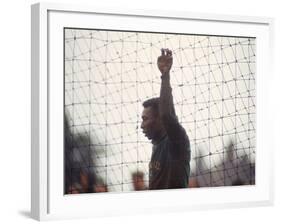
[141,107,163,140]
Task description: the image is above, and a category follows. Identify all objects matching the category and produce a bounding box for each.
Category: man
[141,48,191,190]
[94,177,108,193]
[132,171,147,191]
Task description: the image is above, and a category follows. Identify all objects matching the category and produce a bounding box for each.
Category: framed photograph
[31,2,274,221]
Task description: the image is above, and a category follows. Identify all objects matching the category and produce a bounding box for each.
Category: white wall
[0,0,279,223]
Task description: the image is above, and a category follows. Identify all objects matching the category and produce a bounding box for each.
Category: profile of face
[141,106,164,141]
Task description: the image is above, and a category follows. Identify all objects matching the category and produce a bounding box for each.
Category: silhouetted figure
[141,49,191,190]
[64,115,96,194]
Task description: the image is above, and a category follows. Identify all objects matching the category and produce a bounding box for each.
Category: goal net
[64,28,255,193]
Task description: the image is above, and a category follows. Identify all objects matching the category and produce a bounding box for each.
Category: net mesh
[64,28,255,193]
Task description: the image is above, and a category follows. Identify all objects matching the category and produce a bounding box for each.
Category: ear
[156,116,164,128]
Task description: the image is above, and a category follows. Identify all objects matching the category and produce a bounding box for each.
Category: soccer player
[141,48,191,190]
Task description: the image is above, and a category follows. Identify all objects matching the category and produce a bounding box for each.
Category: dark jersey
[149,74,191,190]
[149,122,190,190]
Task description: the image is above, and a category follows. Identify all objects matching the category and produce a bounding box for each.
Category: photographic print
[63,28,256,194]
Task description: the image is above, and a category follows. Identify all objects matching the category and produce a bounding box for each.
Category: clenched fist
[157,48,173,75]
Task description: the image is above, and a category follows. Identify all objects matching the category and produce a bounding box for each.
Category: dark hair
[132,171,144,179]
[142,97,160,117]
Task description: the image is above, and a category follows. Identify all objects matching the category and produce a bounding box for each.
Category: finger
[166,49,172,56]
[167,49,172,56]
[161,48,165,56]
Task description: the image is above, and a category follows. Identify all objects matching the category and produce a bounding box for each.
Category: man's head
[132,171,146,191]
[141,98,165,141]
[94,178,108,193]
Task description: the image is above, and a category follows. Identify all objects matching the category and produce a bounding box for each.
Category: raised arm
[158,49,184,142]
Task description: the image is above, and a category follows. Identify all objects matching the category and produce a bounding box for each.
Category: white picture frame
[31,2,274,221]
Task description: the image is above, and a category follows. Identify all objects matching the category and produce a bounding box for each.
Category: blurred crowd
[65,116,255,194]
[188,140,255,188]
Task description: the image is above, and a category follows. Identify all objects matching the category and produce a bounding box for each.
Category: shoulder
[170,124,189,143]
[167,128,190,153]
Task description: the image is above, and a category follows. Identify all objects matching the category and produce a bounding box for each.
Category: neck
[152,130,166,145]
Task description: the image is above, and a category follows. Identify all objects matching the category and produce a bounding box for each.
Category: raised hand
[157,48,173,75]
